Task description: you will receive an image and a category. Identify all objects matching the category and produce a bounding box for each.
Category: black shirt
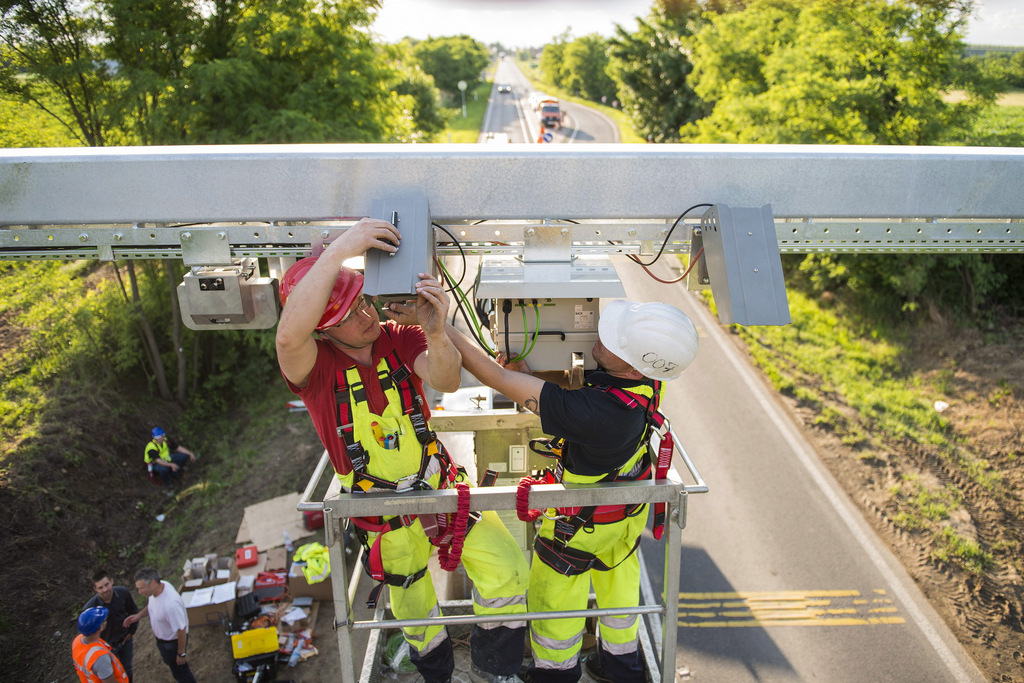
[539,371,652,477]
[84,586,139,646]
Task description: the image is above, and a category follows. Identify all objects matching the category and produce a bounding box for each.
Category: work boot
[469,663,523,683]
[583,654,614,683]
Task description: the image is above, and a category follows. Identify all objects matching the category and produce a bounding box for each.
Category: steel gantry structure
[3,143,1024,682]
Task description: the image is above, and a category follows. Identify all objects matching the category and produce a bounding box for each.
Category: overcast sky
[371,0,1024,49]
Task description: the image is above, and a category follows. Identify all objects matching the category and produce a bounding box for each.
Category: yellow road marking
[678,590,906,628]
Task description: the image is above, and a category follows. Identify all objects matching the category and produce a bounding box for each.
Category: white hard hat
[598,300,699,381]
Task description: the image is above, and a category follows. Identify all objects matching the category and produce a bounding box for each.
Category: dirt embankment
[777,319,1024,682]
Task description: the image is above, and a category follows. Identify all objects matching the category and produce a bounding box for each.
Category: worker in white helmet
[442,300,699,683]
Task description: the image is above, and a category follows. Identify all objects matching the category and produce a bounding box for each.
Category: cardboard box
[182,554,238,588]
[182,581,236,627]
[278,601,319,633]
[266,547,287,572]
[288,564,333,602]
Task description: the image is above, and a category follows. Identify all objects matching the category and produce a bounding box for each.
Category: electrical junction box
[362,196,435,303]
[694,204,791,326]
[491,298,600,373]
[177,258,279,330]
[474,425,556,553]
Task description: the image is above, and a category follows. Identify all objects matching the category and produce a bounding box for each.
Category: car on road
[497,83,512,94]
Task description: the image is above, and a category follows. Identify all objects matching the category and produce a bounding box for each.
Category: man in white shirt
[123,568,196,683]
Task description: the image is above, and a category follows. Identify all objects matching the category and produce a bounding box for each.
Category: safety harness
[516,380,674,576]
[331,331,475,607]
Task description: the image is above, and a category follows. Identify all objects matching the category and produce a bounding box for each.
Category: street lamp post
[458,80,467,118]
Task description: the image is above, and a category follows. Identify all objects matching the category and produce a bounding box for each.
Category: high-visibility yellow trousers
[528,507,648,683]
[373,509,529,681]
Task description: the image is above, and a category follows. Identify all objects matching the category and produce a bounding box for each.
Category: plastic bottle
[283,529,294,552]
[288,636,305,667]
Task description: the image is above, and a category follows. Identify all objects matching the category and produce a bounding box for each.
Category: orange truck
[538,99,562,129]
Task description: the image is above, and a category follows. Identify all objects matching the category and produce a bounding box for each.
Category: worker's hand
[381,300,418,326]
[496,352,532,374]
[326,217,399,260]
[413,273,450,337]
[169,463,179,472]
[123,614,139,628]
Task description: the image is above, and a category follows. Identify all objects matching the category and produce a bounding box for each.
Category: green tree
[682,0,1020,322]
[608,0,704,142]
[0,0,121,145]
[561,33,616,102]
[100,0,201,144]
[539,30,569,88]
[412,34,489,95]
[179,0,417,143]
[388,50,451,141]
[682,0,992,145]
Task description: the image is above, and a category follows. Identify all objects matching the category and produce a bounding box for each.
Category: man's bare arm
[275,218,399,387]
[445,325,545,414]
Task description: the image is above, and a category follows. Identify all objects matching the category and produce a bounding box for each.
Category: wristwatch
[178,652,187,658]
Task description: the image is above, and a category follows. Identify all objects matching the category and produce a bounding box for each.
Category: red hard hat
[279,257,364,330]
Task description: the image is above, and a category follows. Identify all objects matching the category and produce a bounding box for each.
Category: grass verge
[699,274,1008,575]
[441,80,493,143]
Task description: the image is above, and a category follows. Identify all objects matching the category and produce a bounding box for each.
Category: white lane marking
[681,290,979,682]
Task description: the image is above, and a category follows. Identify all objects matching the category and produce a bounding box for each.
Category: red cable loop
[516,477,544,522]
[438,483,471,571]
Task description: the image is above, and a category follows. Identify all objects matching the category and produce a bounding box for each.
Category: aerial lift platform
[3,144,1024,681]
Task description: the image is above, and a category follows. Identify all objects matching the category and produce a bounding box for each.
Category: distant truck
[538,100,562,129]
[528,92,562,128]
[528,91,553,110]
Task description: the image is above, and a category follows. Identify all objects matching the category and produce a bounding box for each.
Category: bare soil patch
[771,318,1024,682]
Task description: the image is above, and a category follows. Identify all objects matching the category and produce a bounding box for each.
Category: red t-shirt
[284,322,429,475]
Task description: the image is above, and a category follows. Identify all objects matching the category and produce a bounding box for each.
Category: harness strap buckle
[394,474,422,493]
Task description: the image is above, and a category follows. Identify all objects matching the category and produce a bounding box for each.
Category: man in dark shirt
[84,569,139,682]
[445,299,699,683]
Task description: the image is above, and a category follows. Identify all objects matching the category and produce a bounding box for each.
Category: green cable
[438,261,495,356]
[512,301,541,361]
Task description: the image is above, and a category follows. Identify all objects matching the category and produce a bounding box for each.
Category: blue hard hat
[77,606,108,635]
[152,427,166,438]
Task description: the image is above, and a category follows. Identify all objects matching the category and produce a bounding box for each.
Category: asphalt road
[620,259,984,682]
[483,60,619,144]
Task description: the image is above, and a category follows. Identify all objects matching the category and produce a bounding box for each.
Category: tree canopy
[411,34,489,95]
[608,1,704,142]
[1,0,447,145]
[682,0,992,145]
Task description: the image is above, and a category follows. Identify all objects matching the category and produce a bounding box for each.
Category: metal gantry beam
[2,144,1024,258]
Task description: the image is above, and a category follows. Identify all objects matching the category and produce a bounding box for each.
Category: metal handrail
[296,426,706,683]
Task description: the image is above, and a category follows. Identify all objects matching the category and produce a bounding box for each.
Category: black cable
[432,222,468,291]
[502,299,513,360]
[631,203,712,268]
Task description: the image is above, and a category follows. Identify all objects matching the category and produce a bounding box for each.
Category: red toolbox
[235,545,259,568]
[303,510,324,530]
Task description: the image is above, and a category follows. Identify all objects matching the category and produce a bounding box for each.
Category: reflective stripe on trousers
[528,507,647,673]
[376,508,529,655]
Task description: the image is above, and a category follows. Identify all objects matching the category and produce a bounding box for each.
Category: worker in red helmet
[276,218,529,683]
